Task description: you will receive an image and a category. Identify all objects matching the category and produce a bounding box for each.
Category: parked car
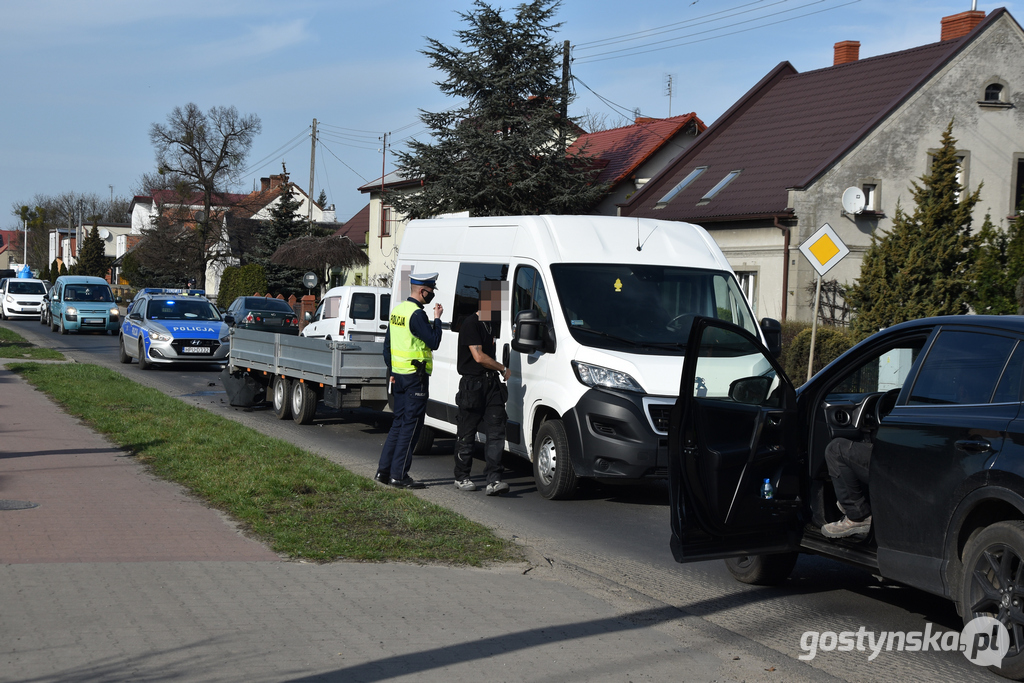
[300,285,390,342]
[119,290,230,369]
[224,296,299,335]
[48,276,120,334]
[0,278,48,320]
[669,314,1024,679]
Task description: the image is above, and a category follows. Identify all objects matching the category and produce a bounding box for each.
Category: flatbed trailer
[224,327,389,424]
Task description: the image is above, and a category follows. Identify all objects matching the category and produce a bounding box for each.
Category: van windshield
[549,264,757,354]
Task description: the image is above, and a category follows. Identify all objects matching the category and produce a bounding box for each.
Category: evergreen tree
[389,0,606,219]
[967,214,1024,315]
[74,222,112,279]
[48,260,60,285]
[316,189,328,210]
[253,183,306,295]
[849,121,981,339]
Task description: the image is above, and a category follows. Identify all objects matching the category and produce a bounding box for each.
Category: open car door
[668,317,803,562]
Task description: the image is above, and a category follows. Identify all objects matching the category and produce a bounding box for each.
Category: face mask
[422,289,435,304]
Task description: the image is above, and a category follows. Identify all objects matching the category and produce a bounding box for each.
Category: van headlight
[572,361,645,393]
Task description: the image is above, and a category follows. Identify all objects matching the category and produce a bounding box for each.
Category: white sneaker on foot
[485,481,509,496]
[454,479,477,491]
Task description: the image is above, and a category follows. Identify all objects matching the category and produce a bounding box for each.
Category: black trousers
[454,373,507,484]
[824,437,873,521]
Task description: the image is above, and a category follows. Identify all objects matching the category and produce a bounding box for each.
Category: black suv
[669,315,1024,679]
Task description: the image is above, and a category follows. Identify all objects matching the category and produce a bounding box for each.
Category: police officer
[375,273,443,489]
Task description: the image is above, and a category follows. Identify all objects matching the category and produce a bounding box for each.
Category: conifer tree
[849,121,980,338]
[389,0,605,219]
[967,213,1024,315]
[74,222,112,279]
[254,183,306,295]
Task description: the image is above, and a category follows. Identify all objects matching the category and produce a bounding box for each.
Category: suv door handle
[955,438,992,453]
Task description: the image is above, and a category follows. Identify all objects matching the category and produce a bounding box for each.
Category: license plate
[181,347,211,354]
[84,318,104,324]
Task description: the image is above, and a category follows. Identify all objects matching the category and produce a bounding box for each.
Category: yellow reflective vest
[389,300,433,375]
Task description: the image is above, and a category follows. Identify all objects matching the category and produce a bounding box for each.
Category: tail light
[339,321,346,337]
[245,312,254,323]
[287,317,297,326]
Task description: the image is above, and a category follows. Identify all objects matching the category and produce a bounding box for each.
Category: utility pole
[665,74,673,117]
[307,118,318,233]
[560,40,570,153]
[379,132,388,251]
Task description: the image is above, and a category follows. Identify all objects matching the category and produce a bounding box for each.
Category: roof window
[698,170,742,203]
[655,166,706,208]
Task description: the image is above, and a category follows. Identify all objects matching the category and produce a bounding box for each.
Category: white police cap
[410,272,439,289]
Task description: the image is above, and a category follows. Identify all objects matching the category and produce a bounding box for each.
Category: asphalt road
[3,317,1002,683]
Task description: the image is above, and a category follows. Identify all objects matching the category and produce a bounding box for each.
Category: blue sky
[1,0,1015,229]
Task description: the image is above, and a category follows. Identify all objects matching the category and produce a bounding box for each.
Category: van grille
[647,403,671,434]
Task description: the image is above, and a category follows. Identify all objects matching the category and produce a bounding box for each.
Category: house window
[655,167,706,208]
[380,206,392,237]
[985,83,1004,102]
[1013,156,1024,215]
[735,271,757,315]
[699,170,741,203]
[862,184,877,211]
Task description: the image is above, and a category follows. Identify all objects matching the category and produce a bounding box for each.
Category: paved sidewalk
[0,365,808,682]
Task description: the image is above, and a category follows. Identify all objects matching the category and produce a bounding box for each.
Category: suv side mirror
[760,317,782,358]
[223,315,235,326]
[511,310,555,354]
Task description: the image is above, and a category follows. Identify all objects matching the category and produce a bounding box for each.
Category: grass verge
[0,325,65,360]
[8,362,520,565]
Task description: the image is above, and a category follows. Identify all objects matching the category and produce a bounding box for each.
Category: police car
[118,289,230,369]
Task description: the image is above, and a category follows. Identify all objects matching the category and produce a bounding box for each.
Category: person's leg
[825,438,872,520]
[390,375,428,484]
[481,396,507,485]
[376,381,406,479]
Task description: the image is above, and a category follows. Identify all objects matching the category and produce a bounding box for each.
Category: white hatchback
[0,278,48,320]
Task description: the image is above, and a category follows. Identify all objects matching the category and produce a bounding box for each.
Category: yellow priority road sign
[798,223,849,277]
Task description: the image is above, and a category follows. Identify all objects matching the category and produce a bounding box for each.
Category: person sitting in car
[821,437,872,538]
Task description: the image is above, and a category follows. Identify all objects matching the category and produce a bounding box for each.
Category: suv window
[909,330,1018,405]
[829,342,924,397]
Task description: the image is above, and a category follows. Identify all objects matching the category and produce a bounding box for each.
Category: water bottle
[761,478,774,500]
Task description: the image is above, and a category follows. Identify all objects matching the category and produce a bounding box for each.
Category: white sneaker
[485,481,509,496]
[454,479,477,491]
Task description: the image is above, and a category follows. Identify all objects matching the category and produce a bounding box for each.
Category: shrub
[217,264,267,309]
[783,326,855,385]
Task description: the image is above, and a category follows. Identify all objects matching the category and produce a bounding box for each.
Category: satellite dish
[841,187,865,214]
[98,228,111,240]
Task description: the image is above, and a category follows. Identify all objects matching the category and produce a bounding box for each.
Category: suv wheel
[961,520,1024,678]
[724,553,799,585]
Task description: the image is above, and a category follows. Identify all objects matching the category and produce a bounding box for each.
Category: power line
[574,0,860,64]
[240,128,310,176]
[317,139,370,183]
[574,0,785,50]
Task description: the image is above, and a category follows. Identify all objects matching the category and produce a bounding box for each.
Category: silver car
[118,292,230,369]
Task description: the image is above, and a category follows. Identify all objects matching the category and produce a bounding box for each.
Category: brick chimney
[833,40,860,65]
[260,177,270,192]
[941,10,985,41]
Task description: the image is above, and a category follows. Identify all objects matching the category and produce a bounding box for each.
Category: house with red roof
[568,113,705,215]
[622,8,1024,324]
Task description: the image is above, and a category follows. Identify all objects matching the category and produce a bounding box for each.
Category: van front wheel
[533,419,577,500]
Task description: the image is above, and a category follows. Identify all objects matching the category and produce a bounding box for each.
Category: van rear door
[347,290,389,342]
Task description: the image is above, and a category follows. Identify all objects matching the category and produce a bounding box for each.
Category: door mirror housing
[128,311,141,321]
[728,376,773,405]
[304,311,312,322]
[760,317,782,358]
[223,315,235,326]
[511,310,555,354]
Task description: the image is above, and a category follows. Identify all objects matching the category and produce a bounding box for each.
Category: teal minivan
[48,275,120,334]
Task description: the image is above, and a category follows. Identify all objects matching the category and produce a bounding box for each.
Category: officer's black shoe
[390,476,426,489]
[373,471,390,486]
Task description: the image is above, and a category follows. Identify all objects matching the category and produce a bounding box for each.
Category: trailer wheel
[291,380,318,425]
[533,419,577,500]
[272,376,292,420]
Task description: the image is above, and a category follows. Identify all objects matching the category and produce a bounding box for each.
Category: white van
[393,215,780,499]
[301,285,391,342]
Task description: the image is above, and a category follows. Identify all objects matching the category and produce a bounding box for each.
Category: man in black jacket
[454,281,511,496]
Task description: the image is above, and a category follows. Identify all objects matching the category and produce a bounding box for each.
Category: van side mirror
[511,310,555,354]
[304,311,312,322]
[760,317,782,358]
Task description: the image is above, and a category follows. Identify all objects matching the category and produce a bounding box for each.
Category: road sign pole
[807,275,823,383]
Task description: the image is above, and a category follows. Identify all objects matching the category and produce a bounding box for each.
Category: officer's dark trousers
[377,373,429,480]
[824,437,873,521]
[454,373,506,484]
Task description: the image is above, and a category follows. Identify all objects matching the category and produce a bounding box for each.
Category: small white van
[301,285,391,342]
[393,215,780,499]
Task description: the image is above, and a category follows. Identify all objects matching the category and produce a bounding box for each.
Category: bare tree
[148,103,261,288]
[575,108,630,133]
